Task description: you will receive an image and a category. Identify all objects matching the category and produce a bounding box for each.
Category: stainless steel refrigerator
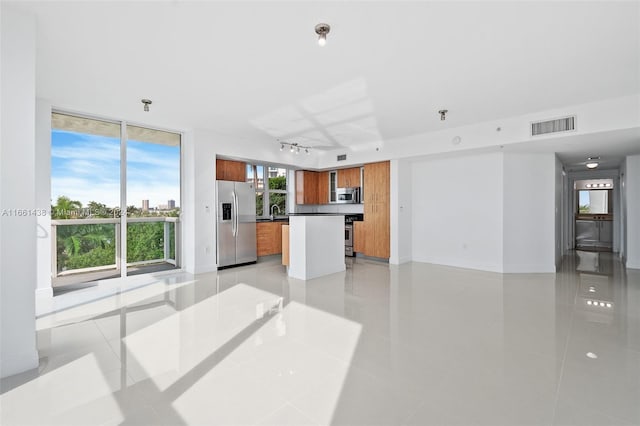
[216,181,257,268]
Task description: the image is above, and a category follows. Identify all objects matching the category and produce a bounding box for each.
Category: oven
[344,214,363,257]
[345,224,354,257]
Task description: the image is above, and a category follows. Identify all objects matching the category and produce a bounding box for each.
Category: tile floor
[1,252,639,425]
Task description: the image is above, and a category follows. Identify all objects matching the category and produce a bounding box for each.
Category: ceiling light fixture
[141,99,152,112]
[278,140,312,155]
[586,162,599,169]
[438,109,448,121]
[315,23,330,46]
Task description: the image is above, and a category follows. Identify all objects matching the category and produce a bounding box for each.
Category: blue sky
[51,130,180,208]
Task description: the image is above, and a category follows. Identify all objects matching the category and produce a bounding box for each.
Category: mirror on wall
[578,190,611,214]
[575,179,614,215]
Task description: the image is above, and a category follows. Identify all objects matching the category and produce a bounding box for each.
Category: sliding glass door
[51,112,181,289]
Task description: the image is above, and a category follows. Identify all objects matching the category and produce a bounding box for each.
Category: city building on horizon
[168,199,175,209]
[142,199,149,211]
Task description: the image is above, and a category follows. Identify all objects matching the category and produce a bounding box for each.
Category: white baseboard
[1,349,39,379]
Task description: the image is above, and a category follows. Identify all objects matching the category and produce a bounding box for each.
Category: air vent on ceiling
[337,154,347,161]
[531,115,576,136]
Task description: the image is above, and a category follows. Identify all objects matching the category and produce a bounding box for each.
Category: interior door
[216,180,236,267]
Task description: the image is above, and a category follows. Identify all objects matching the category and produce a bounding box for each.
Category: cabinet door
[282,225,290,266]
[374,203,390,258]
[363,164,376,203]
[599,221,613,244]
[318,171,329,204]
[227,161,246,182]
[304,171,319,204]
[354,221,365,253]
[338,167,361,188]
[296,170,319,205]
[216,159,227,180]
[347,167,361,187]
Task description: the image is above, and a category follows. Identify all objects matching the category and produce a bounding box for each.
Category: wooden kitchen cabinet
[362,161,390,258]
[216,159,246,182]
[337,167,361,188]
[296,170,320,204]
[318,171,329,204]
[256,221,285,256]
[282,225,289,266]
[354,221,366,253]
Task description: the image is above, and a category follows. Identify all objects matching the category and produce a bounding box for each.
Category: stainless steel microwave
[336,187,360,204]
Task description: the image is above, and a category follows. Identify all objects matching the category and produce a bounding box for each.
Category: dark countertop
[256,217,289,223]
[287,213,345,216]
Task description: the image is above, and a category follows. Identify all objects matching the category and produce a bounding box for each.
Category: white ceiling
[9,1,640,160]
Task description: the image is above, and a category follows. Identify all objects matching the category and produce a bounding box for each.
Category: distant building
[157,204,168,210]
[142,199,149,211]
[168,199,176,209]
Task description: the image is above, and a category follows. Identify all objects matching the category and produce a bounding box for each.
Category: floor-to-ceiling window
[50,112,181,290]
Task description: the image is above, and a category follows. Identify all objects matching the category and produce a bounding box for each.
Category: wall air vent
[337,154,347,161]
[531,115,576,136]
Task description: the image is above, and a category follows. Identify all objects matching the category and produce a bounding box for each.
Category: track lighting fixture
[277,140,312,155]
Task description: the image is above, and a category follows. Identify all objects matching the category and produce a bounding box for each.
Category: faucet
[270,204,281,220]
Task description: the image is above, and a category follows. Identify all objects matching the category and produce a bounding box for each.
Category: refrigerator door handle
[233,191,239,237]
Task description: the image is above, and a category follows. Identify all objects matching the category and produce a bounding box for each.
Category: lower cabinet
[282,225,289,266]
[354,213,389,259]
[354,221,365,253]
[256,222,285,256]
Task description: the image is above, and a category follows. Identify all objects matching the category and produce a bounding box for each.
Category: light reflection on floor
[1,252,639,425]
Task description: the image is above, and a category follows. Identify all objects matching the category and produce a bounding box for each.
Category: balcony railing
[51,217,180,280]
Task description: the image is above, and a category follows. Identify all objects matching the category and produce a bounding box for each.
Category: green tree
[52,196,82,219]
[268,175,287,213]
[269,175,286,190]
[127,222,164,262]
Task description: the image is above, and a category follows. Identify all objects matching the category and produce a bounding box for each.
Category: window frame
[247,163,289,219]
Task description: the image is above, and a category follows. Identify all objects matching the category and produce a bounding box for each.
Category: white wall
[412,151,504,272]
[181,129,218,274]
[0,7,39,378]
[619,160,627,262]
[503,153,556,273]
[390,158,412,264]
[35,99,53,297]
[625,155,640,269]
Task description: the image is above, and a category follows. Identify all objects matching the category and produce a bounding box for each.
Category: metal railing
[51,217,180,278]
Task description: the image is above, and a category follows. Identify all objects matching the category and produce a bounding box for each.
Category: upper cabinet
[337,167,361,188]
[216,159,246,182]
[363,161,389,204]
[318,171,329,204]
[296,170,320,204]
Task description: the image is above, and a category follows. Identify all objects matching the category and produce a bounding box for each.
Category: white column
[0,6,39,378]
[36,99,53,298]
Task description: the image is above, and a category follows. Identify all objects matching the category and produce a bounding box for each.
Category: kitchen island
[286,214,345,280]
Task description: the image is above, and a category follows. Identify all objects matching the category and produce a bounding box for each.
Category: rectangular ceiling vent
[337,154,347,161]
[531,115,576,136]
